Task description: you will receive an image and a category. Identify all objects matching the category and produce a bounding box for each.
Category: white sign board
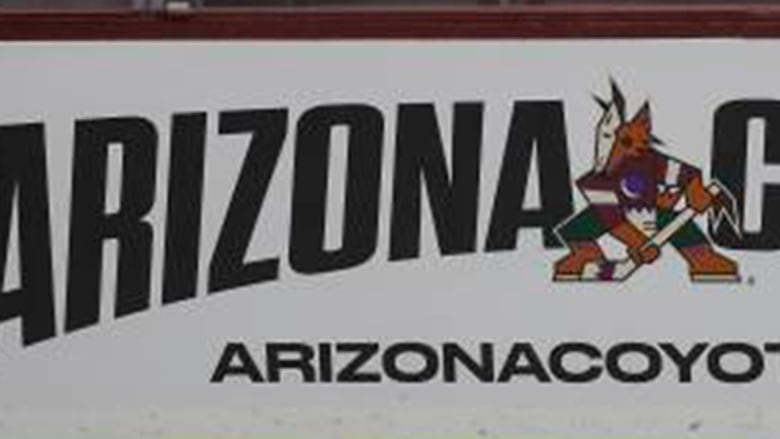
[1,40,779,437]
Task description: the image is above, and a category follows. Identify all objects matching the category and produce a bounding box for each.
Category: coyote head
[593,80,662,174]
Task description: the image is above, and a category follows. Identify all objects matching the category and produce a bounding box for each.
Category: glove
[686,175,713,214]
[628,243,660,265]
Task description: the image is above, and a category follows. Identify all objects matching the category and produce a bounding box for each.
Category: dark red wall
[4,6,780,40]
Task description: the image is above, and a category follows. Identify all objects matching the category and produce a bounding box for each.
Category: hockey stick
[578,182,727,282]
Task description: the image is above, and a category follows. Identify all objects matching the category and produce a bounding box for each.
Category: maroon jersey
[576,150,701,229]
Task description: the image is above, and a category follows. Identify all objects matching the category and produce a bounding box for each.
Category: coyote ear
[632,101,652,132]
[609,77,626,120]
[593,94,610,111]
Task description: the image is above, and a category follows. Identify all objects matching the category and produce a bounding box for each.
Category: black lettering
[765,343,780,380]
[163,113,207,304]
[442,342,494,383]
[0,123,56,346]
[390,103,483,260]
[66,117,158,332]
[337,342,381,383]
[549,342,602,383]
[383,342,439,383]
[486,101,573,250]
[708,342,764,383]
[290,105,383,274]
[211,342,264,383]
[498,342,551,382]
[208,109,288,293]
[266,342,316,382]
[712,101,780,249]
[319,342,334,383]
[606,343,662,383]
[660,342,708,383]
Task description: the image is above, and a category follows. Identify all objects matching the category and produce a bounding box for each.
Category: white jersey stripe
[583,189,619,205]
[666,160,682,186]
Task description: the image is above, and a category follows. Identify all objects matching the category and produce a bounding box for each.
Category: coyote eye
[621,136,632,147]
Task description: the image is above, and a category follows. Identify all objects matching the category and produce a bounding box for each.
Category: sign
[2,39,780,436]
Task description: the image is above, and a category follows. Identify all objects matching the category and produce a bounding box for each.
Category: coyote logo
[553,81,741,283]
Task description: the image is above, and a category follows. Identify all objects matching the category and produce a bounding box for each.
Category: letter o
[383,342,439,383]
[606,343,662,383]
[707,343,764,383]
